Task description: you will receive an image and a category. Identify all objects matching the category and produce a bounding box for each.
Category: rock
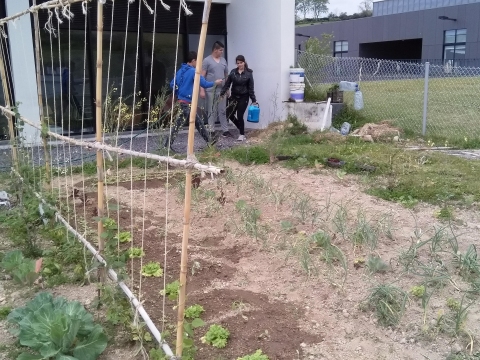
[400,338,407,344]
[342,309,349,318]
[300,343,307,348]
[393,136,399,142]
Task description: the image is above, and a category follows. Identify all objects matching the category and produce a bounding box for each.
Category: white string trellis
[0,1,220,358]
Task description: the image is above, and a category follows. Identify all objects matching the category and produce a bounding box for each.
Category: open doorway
[359,39,422,61]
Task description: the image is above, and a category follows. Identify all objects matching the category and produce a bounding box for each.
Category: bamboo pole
[32,0,51,184]
[176,0,213,356]
[95,0,105,284]
[0,38,18,170]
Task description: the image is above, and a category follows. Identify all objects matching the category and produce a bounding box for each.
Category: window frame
[443,29,466,67]
[333,40,348,58]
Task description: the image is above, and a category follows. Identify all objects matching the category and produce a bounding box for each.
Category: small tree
[311,0,329,20]
[304,34,333,56]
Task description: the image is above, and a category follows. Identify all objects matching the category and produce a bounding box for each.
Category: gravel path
[0,126,245,171]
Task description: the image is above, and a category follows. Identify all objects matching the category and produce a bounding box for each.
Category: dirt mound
[247,122,285,142]
[351,120,401,142]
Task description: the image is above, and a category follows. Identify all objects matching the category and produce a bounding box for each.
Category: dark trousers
[164,102,211,148]
[227,95,249,136]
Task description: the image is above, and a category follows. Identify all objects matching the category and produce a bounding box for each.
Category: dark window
[443,29,466,68]
[334,41,348,57]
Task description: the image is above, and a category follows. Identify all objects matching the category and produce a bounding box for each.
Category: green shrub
[332,104,369,130]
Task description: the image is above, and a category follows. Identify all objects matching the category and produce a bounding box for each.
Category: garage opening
[359,39,422,60]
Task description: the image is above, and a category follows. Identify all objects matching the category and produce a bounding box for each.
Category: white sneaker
[236,135,246,142]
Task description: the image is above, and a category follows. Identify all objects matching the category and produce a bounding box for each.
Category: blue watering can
[247,104,260,123]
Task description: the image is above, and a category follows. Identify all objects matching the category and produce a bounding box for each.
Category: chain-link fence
[297,51,480,144]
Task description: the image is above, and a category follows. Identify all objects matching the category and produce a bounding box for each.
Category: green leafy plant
[0,250,38,285]
[160,280,180,301]
[115,231,132,243]
[184,304,204,319]
[237,350,270,360]
[410,285,426,298]
[0,306,12,320]
[127,247,145,258]
[7,292,107,360]
[201,324,230,348]
[141,262,163,277]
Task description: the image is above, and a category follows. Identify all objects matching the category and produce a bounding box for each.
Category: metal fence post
[422,62,430,136]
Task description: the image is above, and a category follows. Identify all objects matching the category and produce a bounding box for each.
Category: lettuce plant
[7,292,107,360]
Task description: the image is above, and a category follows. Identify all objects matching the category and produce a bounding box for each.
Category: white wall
[5,0,41,145]
[226,0,295,128]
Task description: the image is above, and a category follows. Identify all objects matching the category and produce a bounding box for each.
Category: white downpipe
[12,168,176,359]
[321,97,331,131]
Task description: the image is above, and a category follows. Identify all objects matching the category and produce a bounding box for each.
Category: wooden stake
[176,0,213,356]
[0,38,18,170]
[32,0,51,184]
[95,0,105,284]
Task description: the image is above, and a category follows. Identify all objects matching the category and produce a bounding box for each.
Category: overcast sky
[325,0,377,15]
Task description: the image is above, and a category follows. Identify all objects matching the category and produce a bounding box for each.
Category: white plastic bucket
[289,68,305,83]
[290,82,305,102]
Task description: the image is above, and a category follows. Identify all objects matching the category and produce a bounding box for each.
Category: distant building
[295,0,480,67]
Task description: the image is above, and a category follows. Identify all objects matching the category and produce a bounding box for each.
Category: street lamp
[438,15,456,21]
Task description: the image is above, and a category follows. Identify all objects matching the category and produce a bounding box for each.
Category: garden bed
[54,158,480,360]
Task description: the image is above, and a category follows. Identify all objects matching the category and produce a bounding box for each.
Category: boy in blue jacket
[164,51,222,150]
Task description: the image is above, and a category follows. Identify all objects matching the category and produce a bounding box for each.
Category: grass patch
[224,125,480,207]
[349,78,480,147]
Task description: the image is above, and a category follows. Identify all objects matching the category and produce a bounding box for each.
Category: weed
[0,306,12,320]
[410,285,426,298]
[332,104,369,131]
[367,284,407,327]
[284,114,308,136]
[366,255,389,274]
[235,200,266,242]
[435,205,455,221]
[447,298,461,311]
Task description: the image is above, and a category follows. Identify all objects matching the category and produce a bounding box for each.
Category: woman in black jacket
[221,55,258,141]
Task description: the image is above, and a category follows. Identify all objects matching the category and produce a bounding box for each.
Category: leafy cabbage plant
[7,292,107,360]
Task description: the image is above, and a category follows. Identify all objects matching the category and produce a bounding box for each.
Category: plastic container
[247,104,260,123]
[290,82,305,102]
[354,90,364,110]
[340,122,351,135]
[339,81,358,92]
[289,68,305,83]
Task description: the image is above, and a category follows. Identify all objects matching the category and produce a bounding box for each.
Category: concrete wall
[5,0,41,145]
[295,2,480,61]
[227,0,295,128]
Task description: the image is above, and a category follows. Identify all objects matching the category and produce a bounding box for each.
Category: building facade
[0,0,295,144]
[295,0,480,67]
